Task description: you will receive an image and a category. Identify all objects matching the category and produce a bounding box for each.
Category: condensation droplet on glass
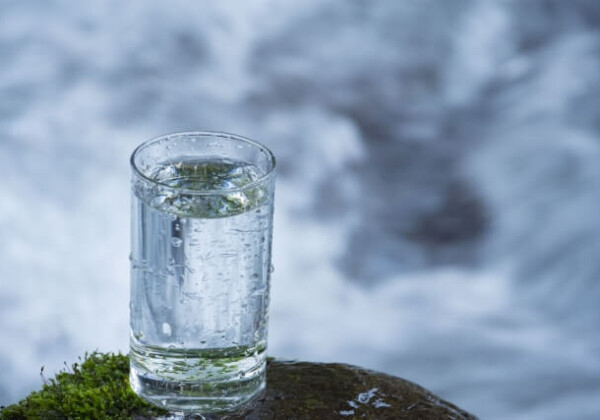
[171,237,183,247]
[151,195,167,208]
[162,322,172,336]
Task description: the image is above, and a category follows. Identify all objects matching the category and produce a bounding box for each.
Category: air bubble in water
[171,237,183,247]
[162,322,172,336]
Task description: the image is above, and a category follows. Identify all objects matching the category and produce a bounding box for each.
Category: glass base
[130,366,265,413]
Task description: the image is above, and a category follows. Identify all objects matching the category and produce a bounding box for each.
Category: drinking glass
[129,132,276,413]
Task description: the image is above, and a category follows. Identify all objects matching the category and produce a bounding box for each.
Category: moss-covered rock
[0,352,166,419]
[1,353,477,419]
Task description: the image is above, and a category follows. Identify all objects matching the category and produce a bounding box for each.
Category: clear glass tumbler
[129,132,276,413]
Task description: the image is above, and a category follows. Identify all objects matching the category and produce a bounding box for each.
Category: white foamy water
[1,1,599,418]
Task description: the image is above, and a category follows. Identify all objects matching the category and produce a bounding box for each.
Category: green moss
[0,352,167,420]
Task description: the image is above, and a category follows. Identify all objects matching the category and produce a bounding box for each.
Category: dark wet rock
[1,354,476,420]
[219,359,477,419]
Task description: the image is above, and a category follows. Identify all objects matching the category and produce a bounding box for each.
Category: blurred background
[1,0,600,418]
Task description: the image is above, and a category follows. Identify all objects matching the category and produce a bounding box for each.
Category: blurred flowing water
[1,1,600,418]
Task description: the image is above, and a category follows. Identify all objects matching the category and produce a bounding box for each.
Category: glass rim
[130,131,276,195]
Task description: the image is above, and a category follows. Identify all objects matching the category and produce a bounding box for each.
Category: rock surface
[0,353,476,419]
[215,359,477,419]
